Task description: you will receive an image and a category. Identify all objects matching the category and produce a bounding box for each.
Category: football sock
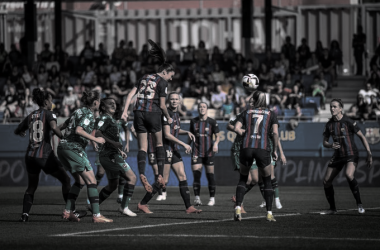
[22,193,34,214]
[258,182,265,199]
[193,170,202,196]
[271,178,279,198]
[263,175,274,211]
[121,184,135,209]
[155,175,162,195]
[179,180,191,209]
[348,178,362,205]
[118,178,126,196]
[324,185,336,210]
[156,146,165,176]
[87,184,100,214]
[140,182,159,205]
[137,150,147,175]
[99,187,112,204]
[206,173,216,197]
[236,174,248,206]
[162,187,167,192]
[66,182,83,211]
[244,183,255,195]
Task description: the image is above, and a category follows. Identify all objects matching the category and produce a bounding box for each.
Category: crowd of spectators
[1,35,380,123]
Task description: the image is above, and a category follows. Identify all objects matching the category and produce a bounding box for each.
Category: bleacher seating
[305,96,321,109]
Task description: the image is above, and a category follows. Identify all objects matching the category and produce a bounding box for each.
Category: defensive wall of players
[0,121,379,187]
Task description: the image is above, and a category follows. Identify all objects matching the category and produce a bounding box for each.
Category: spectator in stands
[81,65,95,87]
[290,52,304,75]
[53,44,67,66]
[182,62,197,82]
[250,53,260,72]
[166,41,177,63]
[271,60,286,81]
[329,40,343,74]
[62,86,79,117]
[211,46,223,66]
[211,85,226,109]
[223,41,236,63]
[259,63,270,86]
[287,84,303,109]
[262,50,275,70]
[181,44,195,65]
[21,65,33,87]
[367,64,380,90]
[352,25,366,76]
[368,95,380,120]
[8,43,23,67]
[46,54,60,72]
[283,72,294,91]
[304,52,320,75]
[109,65,122,85]
[211,63,225,84]
[297,38,311,66]
[359,83,377,105]
[279,53,289,73]
[80,41,95,65]
[315,40,324,60]
[94,42,108,64]
[9,66,26,99]
[194,40,208,67]
[235,53,246,71]
[0,43,8,74]
[238,95,248,111]
[39,43,53,63]
[311,75,327,110]
[48,65,60,82]
[281,36,296,64]
[221,95,234,120]
[346,94,368,120]
[271,81,288,110]
[124,41,137,67]
[0,84,18,112]
[37,65,48,88]
[112,40,125,66]
[318,48,336,86]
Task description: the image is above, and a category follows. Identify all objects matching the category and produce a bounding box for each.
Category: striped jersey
[190,117,220,157]
[237,108,278,151]
[59,107,95,150]
[17,109,57,158]
[323,115,360,157]
[162,108,181,152]
[134,73,168,113]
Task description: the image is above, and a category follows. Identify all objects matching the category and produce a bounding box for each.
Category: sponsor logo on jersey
[365,127,380,144]
[205,128,209,131]
[84,118,90,125]
[341,128,345,132]
[111,159,115,163]
[163,116,167,121]
[52,114,57,119]
[122,163,128,168]
[98,121,104,127]
[251,135,262,139]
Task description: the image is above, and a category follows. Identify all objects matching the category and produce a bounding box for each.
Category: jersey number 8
[30,120,44,143]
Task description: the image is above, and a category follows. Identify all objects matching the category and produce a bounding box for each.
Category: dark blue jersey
[323,115,360,157]
[17,109,57,158]
[134,73,168,113]
[190,117,220,157]
[162,108,181,152]
[237,108,278,151]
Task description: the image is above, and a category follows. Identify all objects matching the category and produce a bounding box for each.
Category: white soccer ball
[242,74,259,92]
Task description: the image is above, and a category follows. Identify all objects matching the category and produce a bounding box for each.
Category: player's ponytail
[32,88,50,107]
[148,39,174,73]
[251,91,267,109]
[81,90,100,107]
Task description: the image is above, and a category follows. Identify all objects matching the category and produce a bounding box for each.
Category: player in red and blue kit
[321,99,372,215]
[189,102,220,207]
[14,88,71,222]
[121,40,173,197]
[233,91,279,222]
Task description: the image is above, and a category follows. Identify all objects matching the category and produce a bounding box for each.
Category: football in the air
[242,74,259,92]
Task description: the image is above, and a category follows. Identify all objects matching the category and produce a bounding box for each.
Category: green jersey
[95,113,128,157]
[230,112,246,154]
[59,107,95,150]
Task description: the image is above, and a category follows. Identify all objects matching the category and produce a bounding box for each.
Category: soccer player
[121,39,173,194]
[14,88,72,222]
[233,91,279,222]
[57,90,113,223]
[321,98,372,215]
[94,97,137,217]
[137,92,202,214]
[189,102,220,206]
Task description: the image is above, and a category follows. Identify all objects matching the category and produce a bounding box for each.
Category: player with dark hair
[321,98,372,215]
[57,90,112,223]
[137,92,202,214]
[189,102,220,206]
[94,97,137,216]
[121,39,173,197]
[14,88,72,222]
[233,91,279,222]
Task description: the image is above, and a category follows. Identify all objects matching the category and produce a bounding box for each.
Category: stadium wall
[1,121,379,187]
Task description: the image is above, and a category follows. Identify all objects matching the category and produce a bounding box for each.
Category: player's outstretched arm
[356,130,372,168]
[75,126,105,144]
[121,87,137,122]
[179,129,195,142]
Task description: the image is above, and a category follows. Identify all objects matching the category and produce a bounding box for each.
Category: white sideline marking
[60,234,380,241]
[51,213,301,237]
[310,207,380,214]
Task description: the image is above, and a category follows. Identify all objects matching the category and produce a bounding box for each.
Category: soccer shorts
[133,111,162,133]
[191,155,214,166]
[99,153,131,180]
[165,150,182,165]
[57,148,93,173]
[240,148,271,169]
[328,155,359,170]
[25,152,62,175]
